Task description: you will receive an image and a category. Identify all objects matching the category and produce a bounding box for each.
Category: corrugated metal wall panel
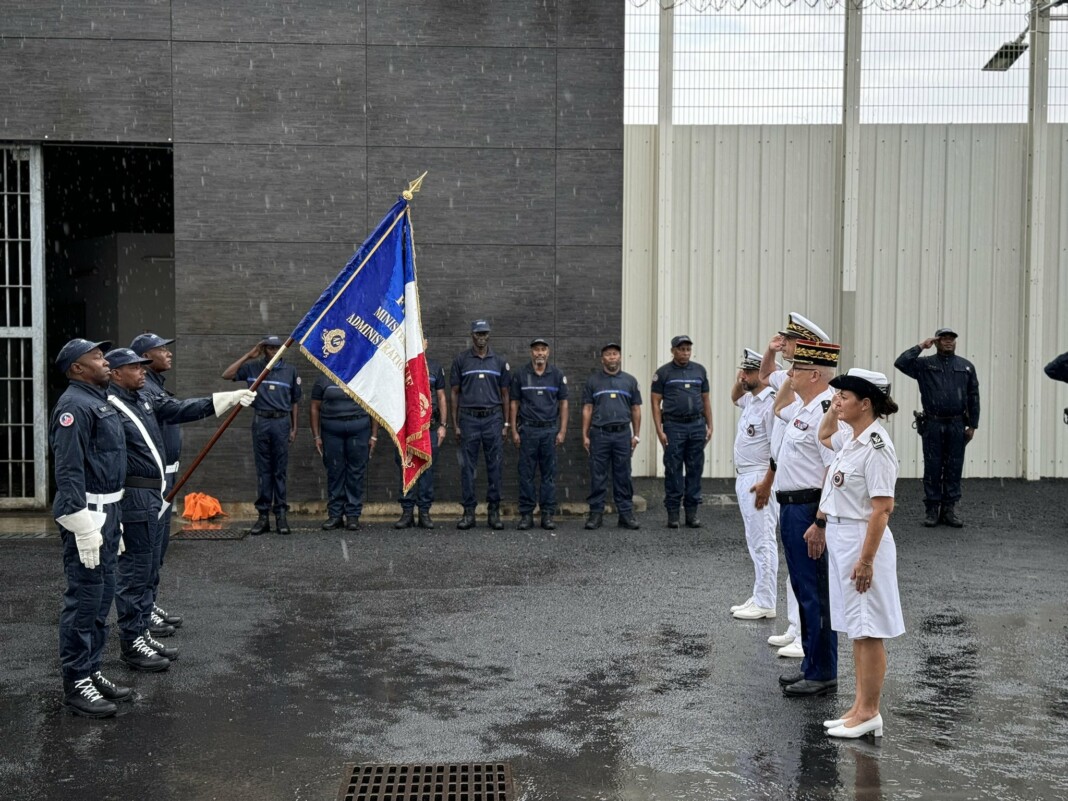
[624,123,1068,479]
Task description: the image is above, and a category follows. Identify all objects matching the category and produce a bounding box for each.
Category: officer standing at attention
[582,343,642,530]
[894,327,980,528]
[130,332,184,635]
[310,374,379,531]
[51,339,127,717]
[451,320,510,530]
[223,336,303,536]
[395,336,448,530]
[509,337,569,531]
[651,335,712,529]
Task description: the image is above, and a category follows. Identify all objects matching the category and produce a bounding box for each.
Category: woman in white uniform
[813,368,904,739]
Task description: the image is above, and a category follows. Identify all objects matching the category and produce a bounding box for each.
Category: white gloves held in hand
[213,389,257,417]
[56,507,106,569]
[75,530,104,569]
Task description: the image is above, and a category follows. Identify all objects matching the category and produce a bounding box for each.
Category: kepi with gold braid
[791,339,840,367]
[778,312,829,343]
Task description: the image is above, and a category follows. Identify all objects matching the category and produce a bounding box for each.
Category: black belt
[520,419,556,428]
[323,414,366,422]
[927,414,965,422]
[125,475,161,490]
[775,488,822,505]
[593,423,629,433]
[663,414,702,423]
[255,410,288,419]
[461,407,500,418]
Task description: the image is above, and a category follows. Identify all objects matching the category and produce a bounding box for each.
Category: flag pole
[165,337,295,503]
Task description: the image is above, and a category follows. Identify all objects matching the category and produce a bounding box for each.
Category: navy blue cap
[671,335,693,348]
[260,335,284,347]
[601,342,621,353]
[529,337,549,347]
[934,327,958,338]
[56,339,111,374]
[105,348,152,369]
[470,319,491,333]
[130,332,174,356]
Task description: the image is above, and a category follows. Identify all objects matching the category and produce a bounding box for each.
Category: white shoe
[777,640,805,658]
[823,718,847,729]
[732,604,776,620]
[827,714,883,739]
[730,597,754,613]
[767,631,796,647]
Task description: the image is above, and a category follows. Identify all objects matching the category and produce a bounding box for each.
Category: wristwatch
[814,518,826,529]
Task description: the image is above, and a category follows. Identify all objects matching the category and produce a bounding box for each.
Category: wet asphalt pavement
[1,477,1066,801]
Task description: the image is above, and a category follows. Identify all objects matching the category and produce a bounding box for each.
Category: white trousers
[736,470,779,609]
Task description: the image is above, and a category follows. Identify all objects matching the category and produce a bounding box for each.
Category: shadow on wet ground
[1,478,1066,800]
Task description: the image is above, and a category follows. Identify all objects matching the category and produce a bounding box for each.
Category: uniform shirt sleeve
[50,405,92,518]
[557,369,569,400]
[966,361,980,428]
[498,356,510,389]
[651,370,665,395]
[311,377,326,402]
[630,376,643,406]
[509,368,522,400]
[582,377,595,406]
[700,365,710,393]
[234,361,256,383]
[768,371,786,391]
[152,394,215,424]
[291,370,303,404]
[864,446,898,498]
[450,356,462,388]
[735,393,751,410]
[894,345,923,379]
[435,364,447,390]
[830,429,850,452]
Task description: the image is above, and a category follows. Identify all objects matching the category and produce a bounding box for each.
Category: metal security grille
[336,763,514,801]
[0,145,46,508]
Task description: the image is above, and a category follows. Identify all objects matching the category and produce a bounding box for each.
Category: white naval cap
[779,312,830,343]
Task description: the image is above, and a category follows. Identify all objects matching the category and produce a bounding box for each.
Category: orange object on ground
[182,492,227,521]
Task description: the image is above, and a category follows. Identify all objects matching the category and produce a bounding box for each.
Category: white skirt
[825,516,905,640]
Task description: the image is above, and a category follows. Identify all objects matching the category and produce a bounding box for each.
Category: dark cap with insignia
[529,337,549,347]
[470,319,491,333]
[934,327,957,338]
[671,335,693,348]
[791,339,841,367]
[105,347,153,369]
[56,338,112,374]
[830,368,892,402]
[601,342,621,353]
[130,332,174,356]
[260,335,284,348]
[779,312,830,342]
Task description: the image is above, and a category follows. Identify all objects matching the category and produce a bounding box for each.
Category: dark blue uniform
[584,371,642,515]
[235,359,302,514]
[894,346,980,512]
[511,363,568,515]
[49,381,126,682]
[312,375,371,521]
[141,368,180,604]
[400,357,445,513]
[652,360,710,514]
[109,385,214,641]
[451,348,509,511]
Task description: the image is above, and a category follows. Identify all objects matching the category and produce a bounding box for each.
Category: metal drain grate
[336,763,513,801]
[171,527,248,540]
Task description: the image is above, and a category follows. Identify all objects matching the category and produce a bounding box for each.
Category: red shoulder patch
[59,412,75,428]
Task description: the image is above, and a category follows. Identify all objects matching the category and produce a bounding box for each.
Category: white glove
[213,389,258,417]
[118,524,125,556]
[56,507,108,570]
[75,530,103,569]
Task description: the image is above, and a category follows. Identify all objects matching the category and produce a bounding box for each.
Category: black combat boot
[517,513,534,530]
[63,677,117,718]
[923,505,940,528]
[541,512,556,531]
[685,509,703,529]
[457,510,476,530]
[394,509,415,529]
[346,518,360,531]
[120,636,171,672]
[249,513,270,536]
[276,512,291,535]
[148,612,176,638]
[940,504,964,528]
[321,517,344,530]
[618,514,641,530]
[585,511,603,530]
[91,671,133,703]
[153,603,183,628]
[143,629,179,661]
[666,509,680,529]
[418,510,435,530]
[488,505,504,530]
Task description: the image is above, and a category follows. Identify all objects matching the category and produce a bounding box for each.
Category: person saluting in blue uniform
[50,339,127,717]
[222,336,303,536]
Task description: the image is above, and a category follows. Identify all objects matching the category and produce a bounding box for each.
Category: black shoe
[488,507,504,530]
[457,511,476,530]
[143,630,179,660]
[321,517,344,530]
[940,506,964,528]
[394,509,415,529]
[517,513,534,530]
[346,519,361,531]
[666,509,680,529]
[923,509,940,527]
[585,512,603,530]
[120,636,171,672]
[685,510,703,528]
[276,514,291,536]
[541,513,556,531]
[63,677,118,718]
[249,513,270,536]
[418,510,435,530]
[618,515,641,530]
[91,670,133,703]
[153,603,182,628]
[778,670,804,687]
[782,678,838,697]
[148,613,176,638]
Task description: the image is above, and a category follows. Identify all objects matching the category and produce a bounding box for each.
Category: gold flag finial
[402,171,428,201]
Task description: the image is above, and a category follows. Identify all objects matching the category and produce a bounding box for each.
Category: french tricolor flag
[291,195,432,492]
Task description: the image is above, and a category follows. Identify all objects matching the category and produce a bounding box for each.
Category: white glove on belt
[213,389,258,417]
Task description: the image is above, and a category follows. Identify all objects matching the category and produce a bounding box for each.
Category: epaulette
[871,432,885,450]
[821,399,831,413]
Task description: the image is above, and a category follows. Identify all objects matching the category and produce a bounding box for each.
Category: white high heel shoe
[827,713,883,739]
[823,717,847,729]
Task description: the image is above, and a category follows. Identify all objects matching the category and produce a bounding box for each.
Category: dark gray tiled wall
[171,0,367,44]
[0,0,171,39]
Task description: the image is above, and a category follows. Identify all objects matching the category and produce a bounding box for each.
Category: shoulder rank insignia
[871,432,885,450]
[821,400,831,412]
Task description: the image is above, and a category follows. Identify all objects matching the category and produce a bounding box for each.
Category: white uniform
[767,369,802,637]
[819,420,905,640]
[734,387,779,609]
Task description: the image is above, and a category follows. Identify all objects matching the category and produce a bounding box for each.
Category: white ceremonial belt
[735,465,767,476]
[825,515,864,525]
[165,461,180,474]
[86,490,124,507]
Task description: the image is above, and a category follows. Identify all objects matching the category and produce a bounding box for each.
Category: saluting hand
[769,334,786,353]
[920,337,936,350]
